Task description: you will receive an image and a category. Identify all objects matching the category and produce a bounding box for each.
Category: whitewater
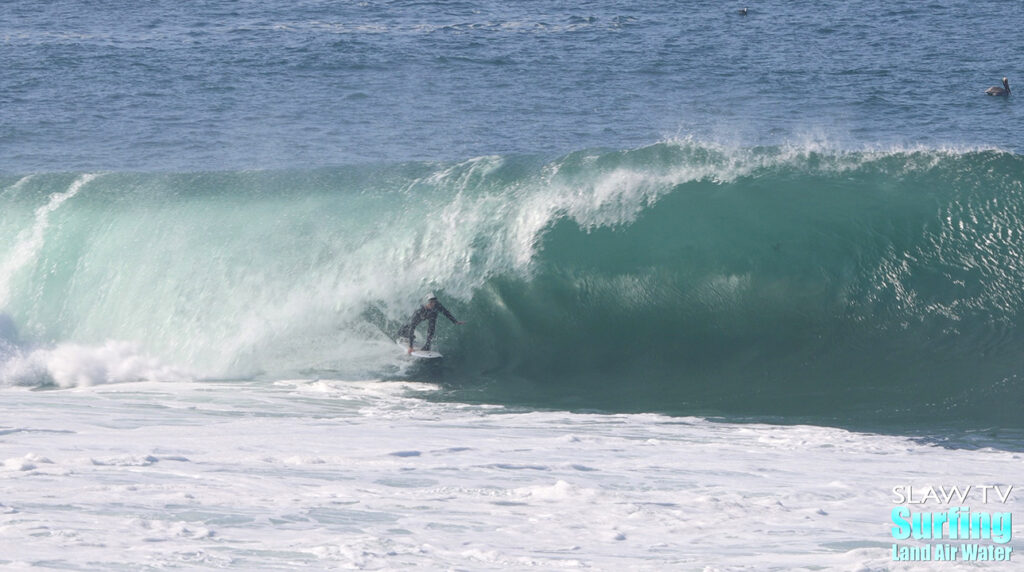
[4,0,1024,569]
[1,379,1019,570]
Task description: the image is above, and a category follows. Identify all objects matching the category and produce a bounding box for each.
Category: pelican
[985,77,1010,96]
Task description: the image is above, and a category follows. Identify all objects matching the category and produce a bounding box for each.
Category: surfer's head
[424,293,438,308]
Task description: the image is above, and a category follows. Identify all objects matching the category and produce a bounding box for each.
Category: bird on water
[986,77,1010,96]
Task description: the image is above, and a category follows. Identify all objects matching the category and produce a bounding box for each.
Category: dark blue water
[2,0,1022,172]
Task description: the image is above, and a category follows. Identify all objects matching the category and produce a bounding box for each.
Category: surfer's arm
[439,303,462,324]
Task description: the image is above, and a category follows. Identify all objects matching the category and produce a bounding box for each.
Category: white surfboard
[396,338,443,359]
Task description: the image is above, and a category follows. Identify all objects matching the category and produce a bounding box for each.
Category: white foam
[515,479,595,501]
[91,454,159,467]
[0,379,1020,570]
[0,340,192,388]
[2,453,53,472]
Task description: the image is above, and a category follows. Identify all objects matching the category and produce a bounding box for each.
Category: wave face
[2,142,1023,427]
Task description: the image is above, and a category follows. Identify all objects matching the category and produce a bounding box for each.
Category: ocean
[2,1,1022,569]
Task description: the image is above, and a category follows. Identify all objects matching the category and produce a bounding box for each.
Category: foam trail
[0,174,97,307]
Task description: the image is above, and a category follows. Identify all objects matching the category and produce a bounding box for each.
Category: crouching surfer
[397,293,464,354]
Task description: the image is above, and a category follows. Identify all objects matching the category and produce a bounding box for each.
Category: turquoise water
[2,1,1023,431]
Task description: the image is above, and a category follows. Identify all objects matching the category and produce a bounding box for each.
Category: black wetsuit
[397,302,458,351]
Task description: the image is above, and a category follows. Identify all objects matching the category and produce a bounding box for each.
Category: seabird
[985,77,1010,96]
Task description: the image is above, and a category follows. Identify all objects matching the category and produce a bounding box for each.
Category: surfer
[397,294,464,353]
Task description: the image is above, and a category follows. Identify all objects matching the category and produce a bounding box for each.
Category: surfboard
[396,338,443,359]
